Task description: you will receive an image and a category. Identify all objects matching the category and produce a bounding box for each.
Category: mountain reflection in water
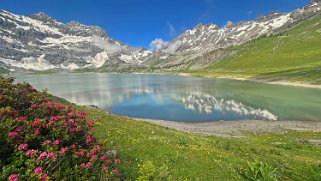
[14,73,321,122]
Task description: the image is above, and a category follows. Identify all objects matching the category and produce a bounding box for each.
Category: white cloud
[149,38,169,51]
[167,22,176,37]
[92,35,122,54]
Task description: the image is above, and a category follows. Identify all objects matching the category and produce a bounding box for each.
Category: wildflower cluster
[0,77,120,180]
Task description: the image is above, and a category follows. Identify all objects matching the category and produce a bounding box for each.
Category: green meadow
[190,14,321,85]
[75,105,321,180]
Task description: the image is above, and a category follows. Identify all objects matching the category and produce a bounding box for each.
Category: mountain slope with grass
[190,13,321,84]
[146,1,321,71]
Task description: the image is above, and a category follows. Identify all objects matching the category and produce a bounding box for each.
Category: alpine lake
[14,73,321,122]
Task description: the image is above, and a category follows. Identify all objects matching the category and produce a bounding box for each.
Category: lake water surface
[14,73,321,122]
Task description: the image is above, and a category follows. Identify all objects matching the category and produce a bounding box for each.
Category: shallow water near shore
[14,73,321,122]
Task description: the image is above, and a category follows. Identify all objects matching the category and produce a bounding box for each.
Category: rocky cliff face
[0,10,151,71]
[146,1,321,70]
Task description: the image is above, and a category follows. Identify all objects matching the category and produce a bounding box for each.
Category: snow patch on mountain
[119,50,152,63]
[1,55,56,71]
[88,51,109,68]
[41,36,92,44]
[60,63,79,70]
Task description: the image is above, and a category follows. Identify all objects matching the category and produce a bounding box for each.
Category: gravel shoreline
[178,73,321,89]
[136,118,321,137]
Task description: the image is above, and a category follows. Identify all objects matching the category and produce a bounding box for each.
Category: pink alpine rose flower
[41,124,48,129]
[44,140,51,145]
[80,163,86,168]
[15,116,26,122]
[76,112,86,118]
[34,129,40,135]
[15,126,24,132]
[86,120,93,127]
[47,152,55,159]
[31,119,40,127]
[61,119,67,126]
[53,139,60,145]
[39,174,49,181]
[8,174,18,181]
[86,162,92,168]
[68,112,74,117]
[86,135,92,143]
[95,145,101,151]
[8,132,18,138]
[60,147,68,155]
[79,149,84,156]
[68,127,76,133]
[31,104,41,109]
[26,149,34,156]
[9,110,18,117]
[17,143,28,150]
[112,169,119,174]
[50,115,60,121]
[41,95,49,103]
[37,152,48,160]
[114,159,121,164]
[90,148,96,155]
[34,167,43,174]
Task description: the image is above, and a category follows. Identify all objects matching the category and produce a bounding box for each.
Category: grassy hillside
[190,14,321,84]
[78,106,321,180]
[0,67,9,75]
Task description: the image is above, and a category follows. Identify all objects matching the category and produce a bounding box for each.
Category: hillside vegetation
[1,77,321,180]
[190,14,321,84]
[0,77,120,180]
[84,103,321,180]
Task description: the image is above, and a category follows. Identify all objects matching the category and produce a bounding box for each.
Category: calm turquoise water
[14,73,321,122]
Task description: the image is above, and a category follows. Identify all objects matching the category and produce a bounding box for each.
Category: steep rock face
[0,10,151,71]
[146,1,321,69]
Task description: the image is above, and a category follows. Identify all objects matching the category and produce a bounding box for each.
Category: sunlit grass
[191,14,321,84]
[75,105,321,180]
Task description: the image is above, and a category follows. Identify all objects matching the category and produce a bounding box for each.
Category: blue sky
[1,0,309,48]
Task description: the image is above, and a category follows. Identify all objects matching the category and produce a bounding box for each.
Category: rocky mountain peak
[194,23,203,29]
[67,21,107,37]
[29,12,57,24]
[224,21,234,28]
[310,0,321,3]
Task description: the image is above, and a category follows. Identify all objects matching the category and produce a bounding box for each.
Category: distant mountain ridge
[147,1,321,70]
[0,10,152,71]
[0,1,321,72]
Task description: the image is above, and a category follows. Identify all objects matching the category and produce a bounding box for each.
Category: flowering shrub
[0,77,120,180]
